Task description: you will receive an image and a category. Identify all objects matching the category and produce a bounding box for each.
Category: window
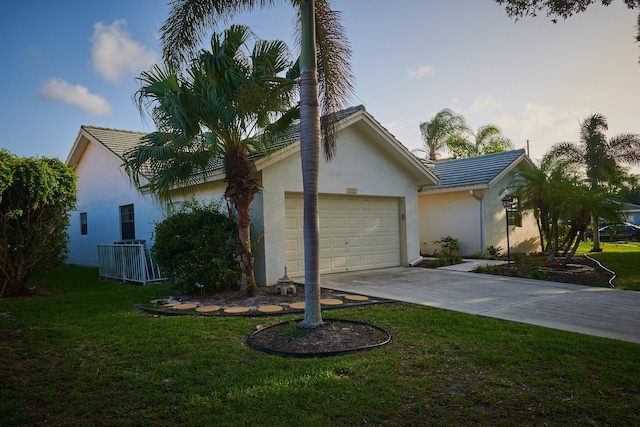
[80,212,88,235]
[120,204,135,240]
[507,198,522,227]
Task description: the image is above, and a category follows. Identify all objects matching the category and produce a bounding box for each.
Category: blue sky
[1,0,639,171]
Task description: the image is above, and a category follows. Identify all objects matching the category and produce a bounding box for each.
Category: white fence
[97,243,164,285]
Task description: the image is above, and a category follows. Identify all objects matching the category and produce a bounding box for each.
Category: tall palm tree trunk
[224,149,260,296]
[299,0,323,328]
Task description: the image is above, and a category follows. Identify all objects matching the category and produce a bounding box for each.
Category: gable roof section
[65,106,439,188]
[623,202,640,212]
[254,105,439,187]
[66,125,146,167]
[420,149,530,193]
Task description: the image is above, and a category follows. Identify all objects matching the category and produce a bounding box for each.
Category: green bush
[531,269,549,281]
[0,150,77,297]
[484,245,503,260]
[152,200,239,294]
[433,236,459,257]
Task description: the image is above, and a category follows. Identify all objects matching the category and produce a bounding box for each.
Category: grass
[474,241,640,290]
[1,265,640,425]
[586,241,640,290]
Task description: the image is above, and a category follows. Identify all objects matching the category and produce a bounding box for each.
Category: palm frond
[161,0,281,66]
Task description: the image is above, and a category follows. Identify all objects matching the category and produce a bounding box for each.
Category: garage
[285,193,401,277]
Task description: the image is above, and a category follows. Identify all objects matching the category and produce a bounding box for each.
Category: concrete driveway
[319,266,640,344]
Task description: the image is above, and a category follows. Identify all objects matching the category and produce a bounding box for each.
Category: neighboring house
[418,149,539,256]
[622,203,640,225]
[65,106,439,286]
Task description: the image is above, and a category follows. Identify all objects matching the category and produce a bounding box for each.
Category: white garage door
[285,194,400,277]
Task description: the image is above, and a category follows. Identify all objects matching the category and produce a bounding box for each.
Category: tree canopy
[495,0,640,61]
[0,150,77,297]
[544,113,640,250]
[125,24,298,297]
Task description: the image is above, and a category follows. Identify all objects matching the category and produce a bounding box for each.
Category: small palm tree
[124,25,297,297]
[558,185,623,264]
[448,124,514,159]
[545,113,640,251]
[508,158,577,262]
[414,108,469,161]
[158,0,353,327]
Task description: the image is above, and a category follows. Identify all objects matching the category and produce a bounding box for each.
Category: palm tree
[124,25,297,297]
[159,0,353,328]
[558,185,623,264]
[447,124,514,159]
[545,113,640,251]
[414,108,469,161]
[508,159,571,262]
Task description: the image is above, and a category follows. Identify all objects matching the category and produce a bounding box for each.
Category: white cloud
[37,78,112,116]
[407,65,434,79]
[91,19,157,83]
[494,103,589,160]
[469,95,503,113]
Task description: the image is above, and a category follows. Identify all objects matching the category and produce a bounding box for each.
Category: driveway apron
[318,267,640,344]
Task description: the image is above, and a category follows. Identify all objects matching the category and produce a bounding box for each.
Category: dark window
[120,204,135,240]
[80,212,88,235]
[507,198,522,227]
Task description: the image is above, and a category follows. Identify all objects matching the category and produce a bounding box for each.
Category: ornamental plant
[151,199,239,294]
[0,150,77,297]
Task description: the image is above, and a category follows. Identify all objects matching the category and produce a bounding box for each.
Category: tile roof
[425,149,527,190]
[80,105,367,172]
[81,125,146,159]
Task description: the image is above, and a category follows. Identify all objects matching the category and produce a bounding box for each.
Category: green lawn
[584,241,640,290]
[1,264,639,426]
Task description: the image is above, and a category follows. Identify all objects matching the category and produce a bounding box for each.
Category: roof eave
[419,184,490,195]
[487,151,535,188]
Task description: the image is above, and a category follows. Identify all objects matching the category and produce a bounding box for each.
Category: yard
[471,241,640,291]
[1,245,640,425]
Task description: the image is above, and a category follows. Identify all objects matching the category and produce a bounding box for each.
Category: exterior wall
[67,142,165,266]
[418,191,483,256]
[68,120,426,286]
[625,211,640,225]
[419,172,539,257]
[259,125,422,286]
[483,174,539,254]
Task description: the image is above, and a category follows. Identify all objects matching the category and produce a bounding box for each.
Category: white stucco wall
[418,190,483,256]
[258,124,422,285]
[483,175,539,254]
[67,142,165,266]
[68,117,427,286]
[419,173,539,257]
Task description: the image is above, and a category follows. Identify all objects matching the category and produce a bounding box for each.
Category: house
[65,106,439,286]
[418,149,539,256]
[622,203,640,225]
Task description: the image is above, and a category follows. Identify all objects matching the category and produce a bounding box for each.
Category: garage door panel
[331,217,346,228]
[319,237,332,249]
[285,194,400,276]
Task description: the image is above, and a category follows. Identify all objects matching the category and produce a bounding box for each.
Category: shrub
[484,245,502,260]
[152,200,239,294]
[0,150,77,297]
[433,236,459,257]
[531,269,549,281]
[473,265,501,274]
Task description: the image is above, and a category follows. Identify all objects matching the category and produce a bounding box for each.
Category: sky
[1,0,639,172]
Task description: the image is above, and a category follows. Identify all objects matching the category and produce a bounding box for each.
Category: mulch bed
[250,319,391,356]
[484,255,615,287]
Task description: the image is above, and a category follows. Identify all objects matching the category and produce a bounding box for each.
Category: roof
[421,149,530,192]
[623,203,640,211]
[65,125,146,167]
[65,105,438,187]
